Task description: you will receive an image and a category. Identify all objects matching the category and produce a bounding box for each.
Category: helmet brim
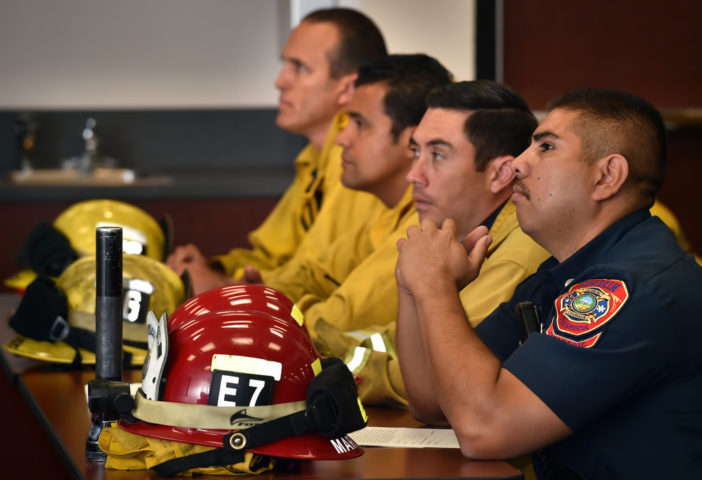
[3,336,146,366]
[118,419,363,460]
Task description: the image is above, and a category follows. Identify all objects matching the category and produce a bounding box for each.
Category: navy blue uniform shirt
[476,210,702,479]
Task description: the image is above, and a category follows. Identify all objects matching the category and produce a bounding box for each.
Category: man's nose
[512,150,531,178]
[274,65,290,90]
[336,124,351,147]
[407,156,427,185]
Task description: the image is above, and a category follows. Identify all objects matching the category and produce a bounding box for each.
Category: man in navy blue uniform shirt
[396,88,702,479]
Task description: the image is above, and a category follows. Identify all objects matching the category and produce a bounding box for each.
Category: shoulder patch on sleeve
[546,278,629,348]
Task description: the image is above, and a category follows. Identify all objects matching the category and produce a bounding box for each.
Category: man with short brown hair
[397,88,702,478]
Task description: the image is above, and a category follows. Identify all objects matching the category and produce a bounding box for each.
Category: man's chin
[340,174,361,192]
[275,114,301,133]
[416,211,440,227]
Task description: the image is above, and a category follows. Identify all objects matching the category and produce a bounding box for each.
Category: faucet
[63,118,117,176]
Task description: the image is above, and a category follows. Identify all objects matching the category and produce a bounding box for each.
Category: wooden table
[2,293,523,479]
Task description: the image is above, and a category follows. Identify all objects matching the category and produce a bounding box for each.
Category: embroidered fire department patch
[547,279,629,347]
[546,322,602,348]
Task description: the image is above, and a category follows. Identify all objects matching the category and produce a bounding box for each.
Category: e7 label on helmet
[209,371,274,407]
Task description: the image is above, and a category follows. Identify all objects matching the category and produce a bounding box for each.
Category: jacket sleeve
[344,224,550,407]
[297,221,408,335]
[211,144,318,276]
[215,146,384,279]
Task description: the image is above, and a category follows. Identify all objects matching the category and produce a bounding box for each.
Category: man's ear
[336,73,357,108]
[488,155,516,194]
[398,126,416,151]
[592,154,629,201]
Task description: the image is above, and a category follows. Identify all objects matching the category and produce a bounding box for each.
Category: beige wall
[0,0,475,109]
[362,0,474,82]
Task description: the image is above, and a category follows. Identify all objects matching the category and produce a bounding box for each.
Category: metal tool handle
[95,226,123,381]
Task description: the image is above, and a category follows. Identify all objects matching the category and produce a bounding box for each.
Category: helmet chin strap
[152,448,250,477]
[223,358,367,451]
[9,276,141,366]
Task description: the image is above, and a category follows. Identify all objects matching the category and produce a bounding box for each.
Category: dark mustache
[514,180,530,199]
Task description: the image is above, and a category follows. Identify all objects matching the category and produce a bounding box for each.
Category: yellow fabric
[650,199,701,264]
[315,321,407,407]
[99,425,275,476]
[264,187,416,335]
[320,202,550,407]
[4,268,39,291]
[213,112,383,276]
[457,201,550,326]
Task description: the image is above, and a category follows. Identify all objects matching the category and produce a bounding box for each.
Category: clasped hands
[166,244,263,296]
[396,219,492,296]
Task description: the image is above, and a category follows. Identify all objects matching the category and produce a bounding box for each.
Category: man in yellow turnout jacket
[326,82,554,407]
[259,54,452,338]
[166,8,387,295]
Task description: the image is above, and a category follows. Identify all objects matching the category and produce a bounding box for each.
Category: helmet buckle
[229,433,247,450]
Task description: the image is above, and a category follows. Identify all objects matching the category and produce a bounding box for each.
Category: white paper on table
[348,426,460,448]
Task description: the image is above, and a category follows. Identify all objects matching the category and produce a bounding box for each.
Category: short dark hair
[547,88,667,206]
[354,54,453,142]
[303,8,387,78]
[426,80,537,170]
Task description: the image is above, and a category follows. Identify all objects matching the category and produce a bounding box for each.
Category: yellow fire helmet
[54,199,166,260]
[4,254,185,366]
[5,199,168,292]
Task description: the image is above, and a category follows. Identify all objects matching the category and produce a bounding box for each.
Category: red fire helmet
[168,283,308,335]
[119,285,363,461]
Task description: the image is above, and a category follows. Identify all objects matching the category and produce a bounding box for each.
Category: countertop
[0,166,295,201]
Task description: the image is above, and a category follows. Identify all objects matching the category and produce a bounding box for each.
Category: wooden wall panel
[503,0,702,109]
[503,0,702,254]
[0,197,278,292]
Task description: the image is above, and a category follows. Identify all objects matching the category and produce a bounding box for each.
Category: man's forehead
[349,83,386,110]
[414,108,469,143]
[283,21,339,62]
[535,108,580,138]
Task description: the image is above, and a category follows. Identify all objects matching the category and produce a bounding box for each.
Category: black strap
[10,276,69,341]
[223,409,310,452]
[514,301,541,343]
[16,222,78,277]
[152,448,246,477]
[158,215,174,262]
[221,357,367,452]
[306,358,367,438]
[9,276,138,367]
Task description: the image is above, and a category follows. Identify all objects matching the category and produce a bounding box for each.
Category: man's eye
[410,147,420,159]
[431,151,445,161]
[538,142,553,152]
